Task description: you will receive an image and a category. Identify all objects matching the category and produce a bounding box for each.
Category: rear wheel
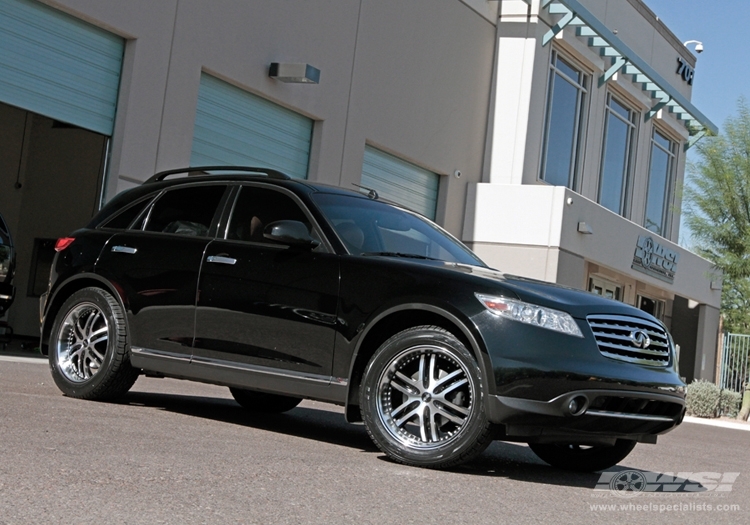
[49,287,139,400]
[360,326,493,469]
[229,387,302,413]
[528,439,637,472]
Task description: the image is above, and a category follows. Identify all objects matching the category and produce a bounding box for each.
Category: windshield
[312,193,486,266]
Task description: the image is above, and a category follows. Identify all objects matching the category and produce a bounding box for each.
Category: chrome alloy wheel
[376,345,476,449]
[55,302,110,383]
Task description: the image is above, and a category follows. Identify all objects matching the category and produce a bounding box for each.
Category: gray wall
[45,0,496,237]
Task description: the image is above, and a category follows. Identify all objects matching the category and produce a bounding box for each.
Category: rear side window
[144,185,227,237]
[100,197,154,230]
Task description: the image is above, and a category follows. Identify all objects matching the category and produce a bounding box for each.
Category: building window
[588,276,622,302]
[598,94,637,215]
[637,295,665,321]
[540,50,589,189]
[644,129,677,236]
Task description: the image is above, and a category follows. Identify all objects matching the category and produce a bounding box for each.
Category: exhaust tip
[567,395,588,416]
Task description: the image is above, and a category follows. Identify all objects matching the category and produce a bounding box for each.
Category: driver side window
[227,186,313,245]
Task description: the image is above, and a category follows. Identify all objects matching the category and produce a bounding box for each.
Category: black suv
[40,167,686,471]
[0,211,14,317]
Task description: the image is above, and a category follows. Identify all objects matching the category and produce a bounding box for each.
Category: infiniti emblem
[629,330,651,349]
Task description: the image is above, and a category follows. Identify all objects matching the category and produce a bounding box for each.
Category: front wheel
[528,439,637,472]
[49,287,139,400]
[360,326,493,469]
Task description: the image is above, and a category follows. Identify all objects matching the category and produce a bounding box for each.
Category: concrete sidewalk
[683,415,750,432]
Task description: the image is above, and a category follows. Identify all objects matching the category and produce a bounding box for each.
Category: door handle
[111,245,137,254]
[206,255,237,265]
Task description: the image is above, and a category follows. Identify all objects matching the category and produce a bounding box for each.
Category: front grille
[587,314,671,366]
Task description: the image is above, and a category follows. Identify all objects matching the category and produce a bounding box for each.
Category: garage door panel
[362,145,439,220]
[0,0,123,135]
[191,74,312,179]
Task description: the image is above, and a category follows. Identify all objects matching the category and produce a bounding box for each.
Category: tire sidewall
[360,327,488,467]
[48,288,124,398]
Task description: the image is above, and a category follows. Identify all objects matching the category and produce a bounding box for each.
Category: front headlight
[475,293,583,338]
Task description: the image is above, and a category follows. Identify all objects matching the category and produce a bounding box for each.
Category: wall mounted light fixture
[268,63,320,84]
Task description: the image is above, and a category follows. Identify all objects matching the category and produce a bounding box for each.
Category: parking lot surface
[1,357,746,525]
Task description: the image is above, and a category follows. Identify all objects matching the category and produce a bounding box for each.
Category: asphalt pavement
[1,355,747,525]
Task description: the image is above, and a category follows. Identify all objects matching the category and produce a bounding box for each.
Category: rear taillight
[54,237,76,252]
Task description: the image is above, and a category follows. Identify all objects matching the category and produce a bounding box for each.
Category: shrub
[686,380,720,418]
[719,389,743,418]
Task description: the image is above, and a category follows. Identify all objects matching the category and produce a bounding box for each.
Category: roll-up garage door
[361,145,440,220]
[0,0,124,136]
[191,74,313,179]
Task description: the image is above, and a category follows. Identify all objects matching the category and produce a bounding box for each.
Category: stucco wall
[42,0,496,238]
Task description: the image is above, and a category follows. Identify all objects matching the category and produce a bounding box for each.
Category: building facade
[0,0,720,381]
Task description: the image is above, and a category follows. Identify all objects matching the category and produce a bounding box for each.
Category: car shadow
[118,390,706,492]
[120,390,378,453]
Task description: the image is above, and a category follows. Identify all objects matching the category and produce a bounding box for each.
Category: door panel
[193,184,339,378]
[95,183,229,359]
[194,240,339,377]
[97,232,210,358]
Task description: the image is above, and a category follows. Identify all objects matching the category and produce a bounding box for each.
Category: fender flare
[344,302,494,414]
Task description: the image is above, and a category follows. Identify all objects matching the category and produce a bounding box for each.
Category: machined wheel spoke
[417,406,428,442]
[88,334,108,346]
[394,370,421,391]
[435,406,466,426]
[89,325,108,339]
[82,311,99,338]
[438,395,471,415]
[68,345,85,361]
[394,405,422,428]
[73,318,87,341]
[428,408,441,442]
[87,346,105,363]
[434,370,465,394]
[391,376,418,397]
[391,398,418,419]
[417,354,427,388]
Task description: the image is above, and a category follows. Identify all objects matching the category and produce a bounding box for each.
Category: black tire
[229,387,302,413]
[360,325,493,469]
[49,287,139,400]
[528,439,637,472]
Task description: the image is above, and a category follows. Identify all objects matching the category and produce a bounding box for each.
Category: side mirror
[264,220,320,248]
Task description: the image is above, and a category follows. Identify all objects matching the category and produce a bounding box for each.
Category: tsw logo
[595,470,740,498]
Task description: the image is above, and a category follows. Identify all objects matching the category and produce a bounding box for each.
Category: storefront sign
[676,57,694,86]
[632,236,679,284]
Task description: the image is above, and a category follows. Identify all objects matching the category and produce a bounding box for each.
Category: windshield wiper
[363,251,440,261]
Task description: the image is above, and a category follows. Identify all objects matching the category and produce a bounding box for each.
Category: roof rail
[145,166,291,184]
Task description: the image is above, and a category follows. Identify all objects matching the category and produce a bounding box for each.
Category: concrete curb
[683,415,750,432]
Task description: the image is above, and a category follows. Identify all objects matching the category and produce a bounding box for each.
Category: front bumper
[474,310,686,444]
[487,389,685,445]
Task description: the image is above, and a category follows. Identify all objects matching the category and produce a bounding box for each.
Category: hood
[437,263,660,323]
